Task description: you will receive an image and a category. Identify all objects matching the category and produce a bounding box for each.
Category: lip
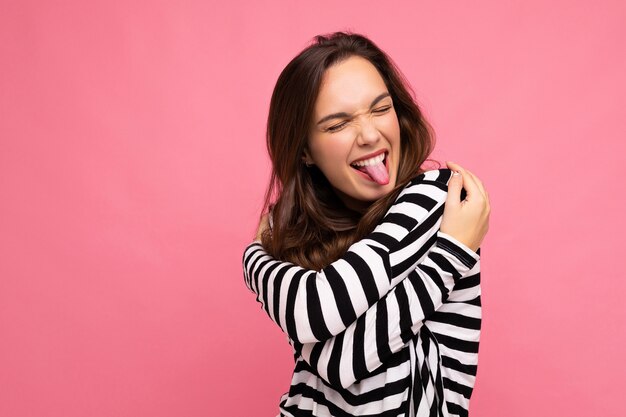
[350,149,388,164]
[352,152,391,185]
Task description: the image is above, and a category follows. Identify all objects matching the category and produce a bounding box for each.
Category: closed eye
[326,121,348,132]
[372,106,391,114]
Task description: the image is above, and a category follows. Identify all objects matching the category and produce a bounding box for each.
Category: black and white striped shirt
[243,169,481,416]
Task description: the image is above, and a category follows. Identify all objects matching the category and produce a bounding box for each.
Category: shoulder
[398,168,453,206]
[408,168,454,186]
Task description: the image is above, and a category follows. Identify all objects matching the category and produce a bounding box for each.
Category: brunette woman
[243,31,490,417]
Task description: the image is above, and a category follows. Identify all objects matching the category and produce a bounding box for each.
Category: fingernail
[452,171,461,176]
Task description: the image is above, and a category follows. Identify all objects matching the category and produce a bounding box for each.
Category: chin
[356,184,396,204]
[332,171,398,209]
[370,186,394,200]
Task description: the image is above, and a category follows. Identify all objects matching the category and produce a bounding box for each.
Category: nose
[355,114,381,146]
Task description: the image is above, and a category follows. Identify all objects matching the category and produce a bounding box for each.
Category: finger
[446,161,475,203]
[447,162,480,201]
[446,161,472,183]
[465,169,484,191]
[449,163,486,203]
[445,169,464,209]
[445,161,463,172]
[464,169,487,201]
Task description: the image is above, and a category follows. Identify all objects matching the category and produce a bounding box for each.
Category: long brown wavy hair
[259,31,440,271]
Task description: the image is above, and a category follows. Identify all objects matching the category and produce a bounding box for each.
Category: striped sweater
[242,168,482,416]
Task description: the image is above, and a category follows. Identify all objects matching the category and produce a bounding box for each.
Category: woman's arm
[290,233,480,389]
[243,169,455,344]
[422,262,481,415]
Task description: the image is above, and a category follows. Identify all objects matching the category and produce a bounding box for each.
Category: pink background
[1,1,625,416]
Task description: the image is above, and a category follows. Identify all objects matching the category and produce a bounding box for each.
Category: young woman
[243,32,490,417]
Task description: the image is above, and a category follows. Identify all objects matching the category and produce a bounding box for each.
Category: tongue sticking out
[359,159,389,185]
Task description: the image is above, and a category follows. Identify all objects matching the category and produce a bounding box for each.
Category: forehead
[314,56,388,114]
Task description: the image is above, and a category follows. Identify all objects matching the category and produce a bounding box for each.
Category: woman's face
[304,55,401,212]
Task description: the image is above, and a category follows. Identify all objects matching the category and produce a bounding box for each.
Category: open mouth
[350,151,389,184]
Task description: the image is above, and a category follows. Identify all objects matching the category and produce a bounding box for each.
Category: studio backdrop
[1,1,624,416]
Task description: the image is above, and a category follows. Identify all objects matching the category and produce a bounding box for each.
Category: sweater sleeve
[423,244,482,416]
[291,233,480,389]
[242,169,453,344]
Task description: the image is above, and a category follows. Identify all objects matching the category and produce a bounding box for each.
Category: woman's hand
[255,213,270,241]
[440,161,490,252]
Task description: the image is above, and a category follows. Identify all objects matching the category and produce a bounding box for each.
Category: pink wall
[1,1,624,416]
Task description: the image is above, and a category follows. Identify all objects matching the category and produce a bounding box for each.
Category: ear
[302,147,315,166]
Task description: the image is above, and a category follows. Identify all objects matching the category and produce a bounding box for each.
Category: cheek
[381,114,401,138]
[311,137,351,163]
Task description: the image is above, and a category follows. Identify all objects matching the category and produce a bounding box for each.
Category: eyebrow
[316,92,391,126]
